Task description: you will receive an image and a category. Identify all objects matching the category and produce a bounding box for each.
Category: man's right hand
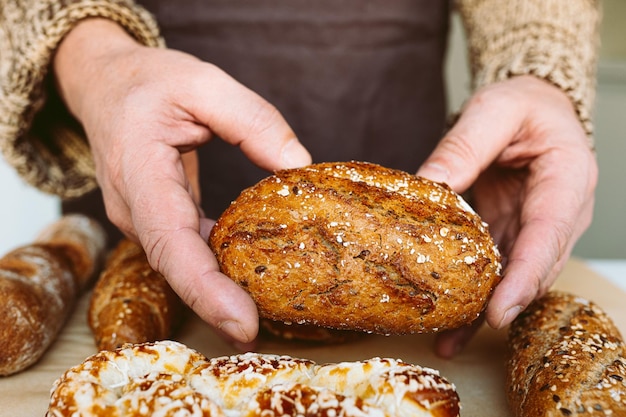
[53,18,312,346]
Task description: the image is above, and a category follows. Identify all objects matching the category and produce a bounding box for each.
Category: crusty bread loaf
[0,214,106,376]
[506,291,626,416]
[48,340,460,417]
[259,318,363,344]
[209,161,502,335]
[88,238,186,351]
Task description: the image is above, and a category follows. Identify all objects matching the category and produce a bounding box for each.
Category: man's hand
[417,75,597,358]
[53,18,311,346]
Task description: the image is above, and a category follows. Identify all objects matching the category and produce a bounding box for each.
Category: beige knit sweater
[0,0,601,199]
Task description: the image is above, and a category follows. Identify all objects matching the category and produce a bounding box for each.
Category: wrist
[53,18,140,122]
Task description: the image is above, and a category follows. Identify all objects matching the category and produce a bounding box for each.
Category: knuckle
[469,82,516,108]
[101,196,133,237]
[539,217,574,269]
[175,280,198,311]
[142,231,170,273]
[245,98,282,139]
[441,132,481,167]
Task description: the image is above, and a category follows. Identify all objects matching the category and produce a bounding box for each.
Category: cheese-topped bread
[47,340,460,417]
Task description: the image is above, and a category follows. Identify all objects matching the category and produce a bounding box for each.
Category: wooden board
[1,258,624,416]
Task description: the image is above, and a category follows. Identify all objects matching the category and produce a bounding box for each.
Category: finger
[126,147,259,343]
[212,325,258,353]
[416,87,523,193]
[185,67,312,171]
[199,217,216,242]
[485,175,593,330]
[154,228,259,343]
[143,214,260,343]
[195,216,260,348]
[434,316,485,359]
[98,180,137,240]
[181,150,201,206]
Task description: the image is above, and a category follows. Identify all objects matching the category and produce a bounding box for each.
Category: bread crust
[47,340,460,417]
[0,214,106,375]
[506,291,626,416]
[259,318,364,344]
[88,239,186,351]
[209,161,502,335]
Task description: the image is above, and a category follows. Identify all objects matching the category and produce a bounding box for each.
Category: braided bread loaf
[88,239,186,351]
[0,214,106,375]
[47,340,460,416]
[209,161,502,335]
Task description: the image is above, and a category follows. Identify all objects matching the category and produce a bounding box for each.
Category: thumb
[416,93,522,193]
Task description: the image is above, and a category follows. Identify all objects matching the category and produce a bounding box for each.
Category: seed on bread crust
[209,161,502,335]
[506,291,626,416]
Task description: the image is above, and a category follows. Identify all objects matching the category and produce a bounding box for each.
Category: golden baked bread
[259,318,363,344]
[47,340,460,417]
[209,161,502,335]
[506,291,626,416]
[0,214,106,376]
[88,239,186,351]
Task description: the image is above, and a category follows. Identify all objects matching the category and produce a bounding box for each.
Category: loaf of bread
[48,340,461,416]
[209,161,502,335]
[259,317,363,344]
[88,238,186,351]
[0,214,106,376]
[506,291,626,416]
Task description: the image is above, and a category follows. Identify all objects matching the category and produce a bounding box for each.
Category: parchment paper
[1,258,624,416]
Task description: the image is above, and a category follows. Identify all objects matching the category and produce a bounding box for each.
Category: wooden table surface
[1,258,624,417]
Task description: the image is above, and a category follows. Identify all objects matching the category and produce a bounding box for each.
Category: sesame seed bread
[209,161,502,335]
[88,239,186,351]
[506,291,626,416]
[259,317,364,344]
[47,340,461,417]
[0,214,106,376]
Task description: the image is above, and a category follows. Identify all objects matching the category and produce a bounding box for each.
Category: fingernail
[498,305,524,329]
[419,162,450,184]
[218,320,250,343]
[281,138,311,169]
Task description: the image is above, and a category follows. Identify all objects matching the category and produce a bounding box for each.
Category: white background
[0,158,59,254]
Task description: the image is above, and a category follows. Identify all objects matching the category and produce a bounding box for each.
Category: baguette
[506,290,626,416]
[88,238,186,351]
[0,214,106,376]
[209,161,502,335]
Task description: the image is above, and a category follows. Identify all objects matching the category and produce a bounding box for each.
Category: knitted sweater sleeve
[455,0,601,139]
[0,1,602,199]
[0,1,163,199]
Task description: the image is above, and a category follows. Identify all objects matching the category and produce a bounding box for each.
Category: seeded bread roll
[259,318,363,344]
[88,239,186,351]
[209,161,502,335]
[506,291,626,416]
[0,214,106,376]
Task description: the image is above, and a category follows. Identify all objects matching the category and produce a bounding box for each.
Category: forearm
[0,0,163,198]
[455,0,601,138]
[54,18,144,124]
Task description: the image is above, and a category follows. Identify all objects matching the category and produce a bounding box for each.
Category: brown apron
[63,0,451,246]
